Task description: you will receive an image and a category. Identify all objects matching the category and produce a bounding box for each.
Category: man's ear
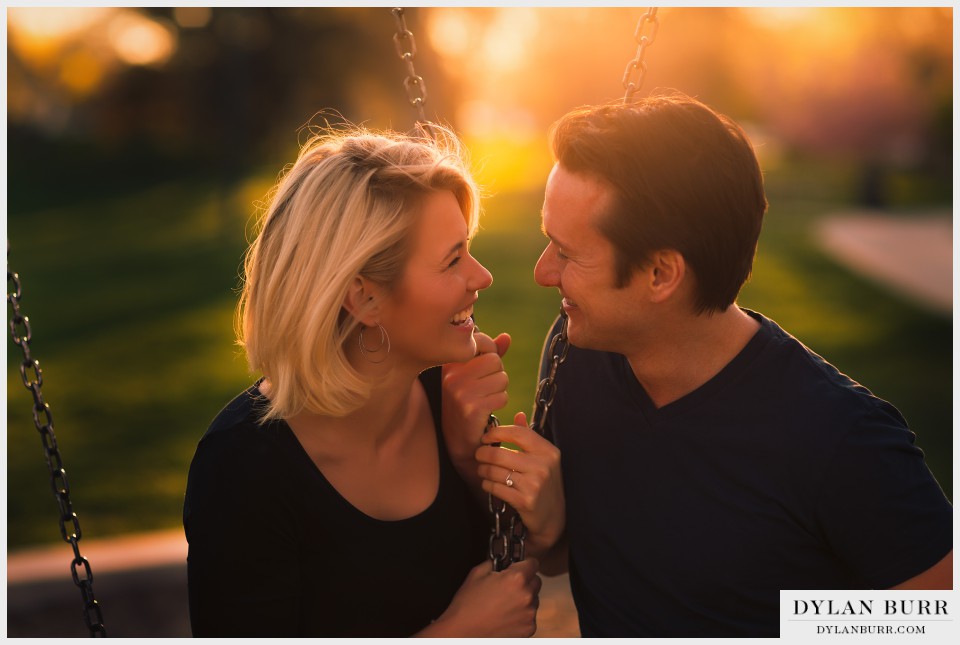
[647,250,686,303]
[342,276,381,326]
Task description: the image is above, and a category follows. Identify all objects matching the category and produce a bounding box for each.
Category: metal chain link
[484,309,569,571]
[622,7,660,102]
[391,7,437,139]
[7,248,106,637]
[529,311,570,437]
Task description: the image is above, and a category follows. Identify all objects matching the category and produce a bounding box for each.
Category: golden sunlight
[481,8,539,75]
[741,7,821,30]
[7,7,114,67]
[7,7,111,42]
[457,100,546,193]
[427,8,473,59]
[108,12,177,67]
[59,49,104,97]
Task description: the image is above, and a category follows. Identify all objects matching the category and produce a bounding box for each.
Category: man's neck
[624,305,760,409]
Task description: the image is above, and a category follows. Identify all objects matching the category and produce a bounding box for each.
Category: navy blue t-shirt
[540,309,952,637]
[183,366,488,637]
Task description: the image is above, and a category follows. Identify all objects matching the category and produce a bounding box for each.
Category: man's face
[535,163,648,353]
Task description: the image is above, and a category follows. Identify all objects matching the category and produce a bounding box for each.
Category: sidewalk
[7,529,191,638]
[6,529,580,637]
[814,210,952,315]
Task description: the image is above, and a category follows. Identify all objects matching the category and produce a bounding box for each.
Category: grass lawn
[6,166,952,549]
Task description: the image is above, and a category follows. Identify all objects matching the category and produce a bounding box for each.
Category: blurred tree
[7,7,449,215]
[734,7,952,206]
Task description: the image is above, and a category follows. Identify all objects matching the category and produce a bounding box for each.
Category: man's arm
[539,532,570,577]
[889,551,953,590]
[441,331,511,503]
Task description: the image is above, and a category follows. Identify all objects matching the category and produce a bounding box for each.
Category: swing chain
[622,7,660,102]
[391,7,437,139]
[484,414,509,571]
[485,309,569,572]
[529,311,570,436]
[7,255,107,637]
[484,415,531,572]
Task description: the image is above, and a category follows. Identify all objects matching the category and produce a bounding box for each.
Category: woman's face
[376,190,493,369]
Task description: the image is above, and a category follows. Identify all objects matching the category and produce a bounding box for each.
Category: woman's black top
[183,366,488,637]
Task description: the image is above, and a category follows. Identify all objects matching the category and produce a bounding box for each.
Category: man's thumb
[494,332,511,358]
[513,411,528,427]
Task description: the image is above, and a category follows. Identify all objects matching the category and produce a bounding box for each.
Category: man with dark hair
[447,91,952,637]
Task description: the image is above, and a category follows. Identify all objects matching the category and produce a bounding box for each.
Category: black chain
[622,7,660,102]
[529,312,570,437]
[485,310,569,571]
[7,247,106,637]
[391,7,437,139]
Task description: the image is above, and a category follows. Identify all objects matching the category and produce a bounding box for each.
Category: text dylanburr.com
[781,590,958,642]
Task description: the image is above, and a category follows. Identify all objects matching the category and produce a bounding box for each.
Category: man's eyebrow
[540,220,570,250]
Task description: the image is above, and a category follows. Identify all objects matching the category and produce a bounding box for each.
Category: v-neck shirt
[183,366,488,637]
[542,308,952,637]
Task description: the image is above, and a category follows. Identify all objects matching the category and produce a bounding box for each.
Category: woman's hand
[417,558,542,637]
[475,412,566,559]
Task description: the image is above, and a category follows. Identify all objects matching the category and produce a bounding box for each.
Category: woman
[183,125,541,637]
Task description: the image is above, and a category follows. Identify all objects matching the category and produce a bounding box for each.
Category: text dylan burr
[794,600,948,617]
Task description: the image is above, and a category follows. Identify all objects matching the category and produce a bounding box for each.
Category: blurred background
[5,5,953,636]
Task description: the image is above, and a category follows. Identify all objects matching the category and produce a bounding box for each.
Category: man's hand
[441,331,511,491]
[442,331,510,454]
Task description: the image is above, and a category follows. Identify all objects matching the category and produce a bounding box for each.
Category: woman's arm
[184,433,303,636]
[474,414,566,562]
[414,558,542,637]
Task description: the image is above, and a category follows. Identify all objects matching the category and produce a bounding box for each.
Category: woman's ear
[342,276,381,326]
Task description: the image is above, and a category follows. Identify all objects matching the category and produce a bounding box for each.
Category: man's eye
[557,248,569,261]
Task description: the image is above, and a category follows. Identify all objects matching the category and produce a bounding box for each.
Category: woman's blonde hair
[238,124,480,422]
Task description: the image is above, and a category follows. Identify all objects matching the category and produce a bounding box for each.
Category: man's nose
[534,246,557,287]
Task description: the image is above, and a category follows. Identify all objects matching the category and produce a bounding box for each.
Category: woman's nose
[470,254,494,291]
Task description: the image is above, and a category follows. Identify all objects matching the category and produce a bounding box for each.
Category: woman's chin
[441,341,478,365]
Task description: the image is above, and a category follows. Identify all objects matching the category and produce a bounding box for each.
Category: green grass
[6,167,952,549]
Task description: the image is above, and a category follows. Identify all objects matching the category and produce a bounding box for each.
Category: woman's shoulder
[186,384,292,510]
[193,383,286,467]
[207,381,266,430]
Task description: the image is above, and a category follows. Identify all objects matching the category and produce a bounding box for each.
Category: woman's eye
[447,256,461,268]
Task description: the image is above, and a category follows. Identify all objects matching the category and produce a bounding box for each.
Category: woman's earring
[359,323,391,364]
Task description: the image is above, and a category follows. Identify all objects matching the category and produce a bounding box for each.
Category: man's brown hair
[550,91,768,314]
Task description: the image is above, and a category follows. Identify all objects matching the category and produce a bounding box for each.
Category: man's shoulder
[749,310,906,428]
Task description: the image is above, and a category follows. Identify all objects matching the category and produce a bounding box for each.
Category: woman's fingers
[478,463,520,488]
[476,444,525,472]
[480,423,555,454]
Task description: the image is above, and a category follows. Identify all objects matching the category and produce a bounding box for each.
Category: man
[446,92,952,637]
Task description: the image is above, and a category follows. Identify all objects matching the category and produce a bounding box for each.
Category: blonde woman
[183,126,542,637]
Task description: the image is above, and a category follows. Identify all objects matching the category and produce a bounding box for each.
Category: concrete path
[6,528,580,637]
[814,210,952,315]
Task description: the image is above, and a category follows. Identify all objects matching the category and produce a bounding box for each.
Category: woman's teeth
[450,305,474,325]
